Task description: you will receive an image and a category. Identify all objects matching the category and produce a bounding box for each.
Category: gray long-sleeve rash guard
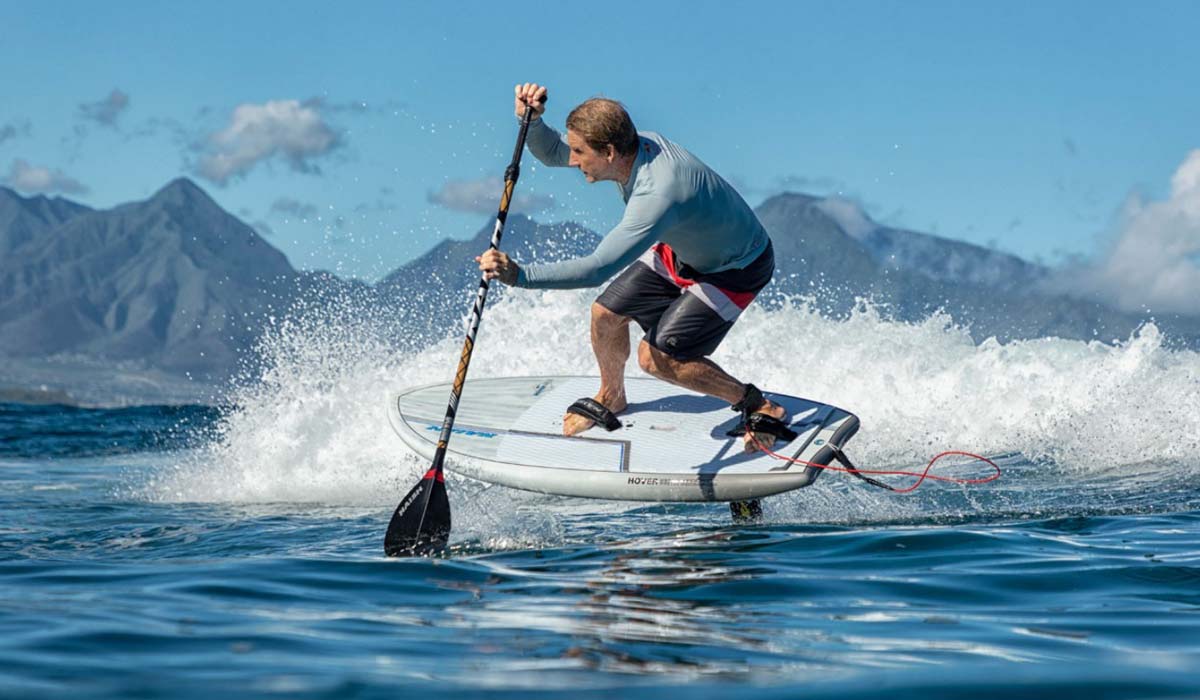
[514,118,770,290]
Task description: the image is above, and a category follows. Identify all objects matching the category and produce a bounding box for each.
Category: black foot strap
[726,412,799,442]
[566,397,622,432]
[731,383,765,417]
[728,384,796,442]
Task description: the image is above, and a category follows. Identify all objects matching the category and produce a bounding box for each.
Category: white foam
[147,288,1200,525]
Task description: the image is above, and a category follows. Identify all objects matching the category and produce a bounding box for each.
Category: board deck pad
[389,376,859,502]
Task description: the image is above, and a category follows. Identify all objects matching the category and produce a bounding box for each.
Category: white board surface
[388,376,859,502]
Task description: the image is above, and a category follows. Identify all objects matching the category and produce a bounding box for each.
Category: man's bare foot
[563,392,627,436]
[743,399,787,453]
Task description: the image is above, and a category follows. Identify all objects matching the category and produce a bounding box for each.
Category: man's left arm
[513,194,676,289]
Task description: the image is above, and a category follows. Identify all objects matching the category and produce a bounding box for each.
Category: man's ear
[605,144,617,162]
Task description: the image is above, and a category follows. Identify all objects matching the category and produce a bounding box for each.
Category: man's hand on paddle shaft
[514,83,547,119]
[477,249,519,285]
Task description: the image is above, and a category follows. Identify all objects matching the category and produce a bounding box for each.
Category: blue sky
[3,1,1198,287]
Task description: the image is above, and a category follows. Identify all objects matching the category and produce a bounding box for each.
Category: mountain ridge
[1,178,1195,404]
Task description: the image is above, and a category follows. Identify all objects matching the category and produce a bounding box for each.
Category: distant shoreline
[0,385,77,406]
[0,358,226,408]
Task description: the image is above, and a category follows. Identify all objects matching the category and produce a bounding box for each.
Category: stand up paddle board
[388,376,858,502]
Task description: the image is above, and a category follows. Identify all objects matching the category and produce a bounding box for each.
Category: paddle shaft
[384,95,544,556]
[427,103,540,476]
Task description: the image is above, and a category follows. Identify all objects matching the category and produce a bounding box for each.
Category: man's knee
[591,302,630,330]
[638,340,664,375]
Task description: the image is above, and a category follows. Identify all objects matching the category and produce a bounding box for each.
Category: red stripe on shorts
[654,243,755,309]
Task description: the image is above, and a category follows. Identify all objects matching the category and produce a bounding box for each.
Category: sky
[3,1,1198,308]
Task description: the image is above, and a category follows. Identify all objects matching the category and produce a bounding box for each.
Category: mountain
[0,187,92,254]
[754,194,1200,345]
[807,196,1046,292]
[0,182,594,403]
[2,179,1197,405]
[0,179,308,379]
[376,214,602,342]
[377,192,1195,348]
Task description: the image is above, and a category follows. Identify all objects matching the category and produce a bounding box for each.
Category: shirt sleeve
[517,194,676,289]
[523,118,571,167]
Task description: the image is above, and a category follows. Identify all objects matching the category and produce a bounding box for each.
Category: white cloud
[270,197,319,220]
[775,173,844,192]
[427,176,555,215]
[814,196,877,240]
[196,99,340,185]
[2,159,89,195]
[78,89,130,127]
[1046,149,1200,316]
[730,172,849,203]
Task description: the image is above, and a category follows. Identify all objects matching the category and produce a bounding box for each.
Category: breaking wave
[143,286,1200,541]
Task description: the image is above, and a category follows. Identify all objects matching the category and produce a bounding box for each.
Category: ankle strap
[731,383,764,416]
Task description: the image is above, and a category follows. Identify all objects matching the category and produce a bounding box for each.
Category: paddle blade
[384,468,451,557]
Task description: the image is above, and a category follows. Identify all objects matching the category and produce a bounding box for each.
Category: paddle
[384,94,545,557]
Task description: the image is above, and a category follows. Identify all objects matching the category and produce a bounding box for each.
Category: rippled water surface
[3,413,1198,699]
[3,295,1199,698]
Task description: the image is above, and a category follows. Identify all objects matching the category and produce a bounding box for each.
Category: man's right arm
[514,82,570,167]
[524,119,570,167]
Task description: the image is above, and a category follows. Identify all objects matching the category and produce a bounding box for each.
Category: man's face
[567,130,614,183]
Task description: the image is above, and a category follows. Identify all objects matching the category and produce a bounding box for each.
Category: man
[477,83,788,452]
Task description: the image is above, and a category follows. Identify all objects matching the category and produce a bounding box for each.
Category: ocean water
[2,290,1199,699]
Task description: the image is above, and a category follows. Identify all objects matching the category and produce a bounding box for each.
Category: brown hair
[566,98,639,158]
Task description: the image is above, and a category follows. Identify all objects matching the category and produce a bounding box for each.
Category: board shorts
[596,240,774,360]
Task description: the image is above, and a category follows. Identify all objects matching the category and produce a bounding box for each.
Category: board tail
[384,468,451,557]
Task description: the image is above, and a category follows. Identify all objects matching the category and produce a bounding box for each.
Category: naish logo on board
[424,425,498,439]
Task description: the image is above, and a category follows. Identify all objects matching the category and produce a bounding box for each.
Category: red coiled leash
[749,436,1002,493]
